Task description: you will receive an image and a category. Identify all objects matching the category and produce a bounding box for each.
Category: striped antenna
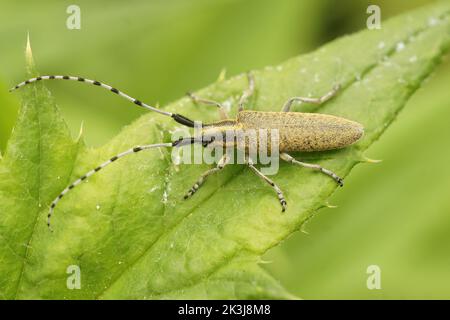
[10,75,196,127]
[47,137,210,230]
[47,142,172,230]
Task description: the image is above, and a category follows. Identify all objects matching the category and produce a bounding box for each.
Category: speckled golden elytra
[10,73,364,229]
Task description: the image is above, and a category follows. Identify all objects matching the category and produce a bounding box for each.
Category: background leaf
[0,1,449,299]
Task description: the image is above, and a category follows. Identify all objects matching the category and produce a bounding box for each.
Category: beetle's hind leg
[280,153,343,186]
[247,158,287,212]
[281,84,341,112]
[186,92,229,120]
[184,153,231,199]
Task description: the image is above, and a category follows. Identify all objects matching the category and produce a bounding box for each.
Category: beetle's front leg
[281,84,341,112]
[280,153,343,186]
[186,91,229,120]
[183,153,231,199]
[238,72,255,112]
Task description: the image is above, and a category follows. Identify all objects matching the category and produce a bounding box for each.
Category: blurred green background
[1,0,449,299]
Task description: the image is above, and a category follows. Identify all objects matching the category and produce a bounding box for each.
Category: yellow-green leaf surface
[1,2,449,299]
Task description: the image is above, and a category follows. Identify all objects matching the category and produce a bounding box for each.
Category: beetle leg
[184,153,231,199]
[280,153,343,186]
[186,91,229,120]
[238,72,255,112]
[281,84,341,112]
[246,158,287,212]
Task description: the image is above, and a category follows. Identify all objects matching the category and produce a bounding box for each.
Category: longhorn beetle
[10,73,364,230]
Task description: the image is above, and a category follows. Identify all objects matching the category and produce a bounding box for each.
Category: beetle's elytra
[203,111,364,152]
[10,73,364,229]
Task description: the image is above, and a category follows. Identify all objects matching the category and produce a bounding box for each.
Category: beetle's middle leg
[280,153,343,186]
[247,158,287,212]
[281,84,341,112]
[184,152,231,199]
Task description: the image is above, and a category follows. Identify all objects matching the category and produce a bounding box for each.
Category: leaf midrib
[14,85,44,299]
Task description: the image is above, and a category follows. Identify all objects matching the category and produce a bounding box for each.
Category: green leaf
[0,81,20,154]
[1,1,449,299]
